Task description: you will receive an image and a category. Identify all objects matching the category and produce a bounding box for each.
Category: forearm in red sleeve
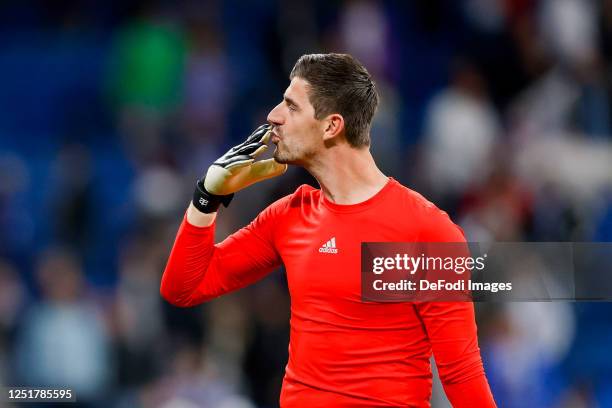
[444,374,496,407]
[416,301,496,407]
[160,214,281,307]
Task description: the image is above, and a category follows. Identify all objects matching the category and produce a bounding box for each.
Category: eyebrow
[284,95,299,109]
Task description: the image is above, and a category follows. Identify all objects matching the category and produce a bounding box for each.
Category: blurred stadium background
[1,0,612,407]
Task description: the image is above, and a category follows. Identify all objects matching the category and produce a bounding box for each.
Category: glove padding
[203,124,287,196]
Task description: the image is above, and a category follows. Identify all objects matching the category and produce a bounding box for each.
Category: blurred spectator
[49,143,95,251]
[459,163,533,241]
[14,248,112,403]
[421,60,501,206]
[540,0,598,68]
[514,134,612,206]
[116,341,254,408]
[160,343,254,408]
[132,163,186,219]
[106,4,186,162]
[180,18,231,150]
[482,302,574,408]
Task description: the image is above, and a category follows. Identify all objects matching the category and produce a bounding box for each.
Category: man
[161,53,496,407]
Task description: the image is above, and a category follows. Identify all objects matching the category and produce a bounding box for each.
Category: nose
[267,102,284,127]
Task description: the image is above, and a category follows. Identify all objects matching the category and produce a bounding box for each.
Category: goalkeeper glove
[192,124,287,213]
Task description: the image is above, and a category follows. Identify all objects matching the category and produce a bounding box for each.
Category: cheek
[284,114,320,150]
[295,114,320,136]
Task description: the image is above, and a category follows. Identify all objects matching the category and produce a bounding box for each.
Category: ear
[322,113,345,142]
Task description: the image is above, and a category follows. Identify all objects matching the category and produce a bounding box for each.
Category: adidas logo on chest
[319,237,339,254]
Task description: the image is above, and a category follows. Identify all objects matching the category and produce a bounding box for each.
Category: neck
[305,144,388,204]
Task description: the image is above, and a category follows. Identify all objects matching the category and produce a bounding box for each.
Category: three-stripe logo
[319,237,338,254]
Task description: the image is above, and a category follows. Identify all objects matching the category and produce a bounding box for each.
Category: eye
[288,104,296,111]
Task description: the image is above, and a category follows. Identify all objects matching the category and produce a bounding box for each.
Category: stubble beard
[272,135,317,166]
[273,142,296,165]
[273,146,286,163]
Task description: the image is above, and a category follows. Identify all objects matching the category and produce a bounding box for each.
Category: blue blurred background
[1,0,612,407]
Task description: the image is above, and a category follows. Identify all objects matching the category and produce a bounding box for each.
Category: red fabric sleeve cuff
[444,375,497,408]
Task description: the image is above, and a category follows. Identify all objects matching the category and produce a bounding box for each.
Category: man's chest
[275,211,419,301]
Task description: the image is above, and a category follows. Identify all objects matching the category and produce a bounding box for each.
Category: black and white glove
[193,124,287,213]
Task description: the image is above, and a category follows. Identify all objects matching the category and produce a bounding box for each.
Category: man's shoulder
[391,180,461,232]
[288,183,319,204]
[390,179,440,213]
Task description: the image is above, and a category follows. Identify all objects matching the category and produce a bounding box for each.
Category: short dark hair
[290,53,379,147]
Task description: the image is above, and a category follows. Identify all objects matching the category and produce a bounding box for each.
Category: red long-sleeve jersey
[161,178,496,407]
